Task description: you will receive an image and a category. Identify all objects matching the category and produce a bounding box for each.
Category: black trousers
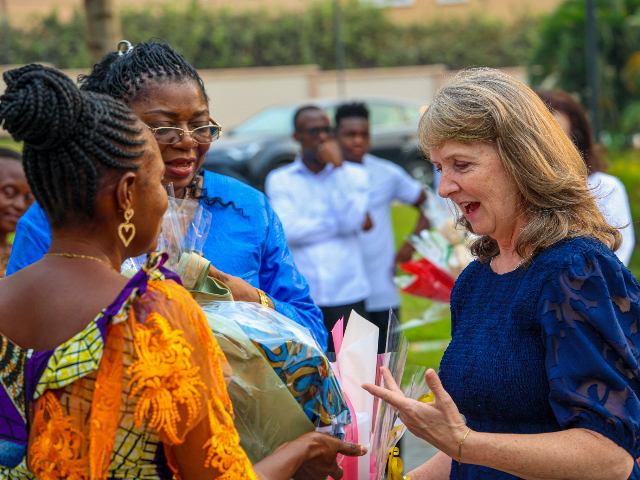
[367,307,400,354]
[321,300,369,353]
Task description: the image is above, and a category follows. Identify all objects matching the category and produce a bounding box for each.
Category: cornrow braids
[0,64,145,228]
[78,41,208,104]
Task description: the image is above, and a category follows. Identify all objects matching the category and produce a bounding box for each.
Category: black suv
[203,96,433,191]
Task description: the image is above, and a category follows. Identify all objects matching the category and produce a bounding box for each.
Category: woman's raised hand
[362,367,468,459]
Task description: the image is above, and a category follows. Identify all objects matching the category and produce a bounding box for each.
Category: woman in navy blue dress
[364,68,640,480]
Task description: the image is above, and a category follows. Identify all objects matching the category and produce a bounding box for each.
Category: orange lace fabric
[28,260,257,480]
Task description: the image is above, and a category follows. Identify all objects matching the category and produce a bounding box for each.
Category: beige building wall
[0,63,526,131]
[6,0,562,24]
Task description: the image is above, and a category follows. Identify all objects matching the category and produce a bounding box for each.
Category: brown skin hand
[294,109,342,172]
[129,78,267,303]
[208,264,274,306]
[394,190,430,265]
[296,110,373,230]
[0,159,34,252]
[0,125,167,351]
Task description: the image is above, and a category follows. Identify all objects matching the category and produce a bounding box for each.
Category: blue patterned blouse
[439,236,640,480]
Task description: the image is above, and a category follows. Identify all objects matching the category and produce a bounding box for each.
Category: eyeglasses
[297,126,333,138]
[145,118,222,145]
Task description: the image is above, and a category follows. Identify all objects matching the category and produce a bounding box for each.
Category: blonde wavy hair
[420,68,621,263]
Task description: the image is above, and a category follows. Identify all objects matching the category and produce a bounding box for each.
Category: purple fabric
[0,389,26,444]
[103,253,181,323]
[25,350,55,403]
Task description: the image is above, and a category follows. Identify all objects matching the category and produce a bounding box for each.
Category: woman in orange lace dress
[0,64,364,480]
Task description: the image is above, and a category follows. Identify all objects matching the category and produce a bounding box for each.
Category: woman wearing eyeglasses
[0,64,365,480]
[6,41,327,350]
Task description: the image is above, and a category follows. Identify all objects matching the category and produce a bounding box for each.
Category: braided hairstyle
[0,64,145,228]
[79,41,246,216]
[78,41,207,103]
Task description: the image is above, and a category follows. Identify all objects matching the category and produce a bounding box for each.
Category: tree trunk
[84,0,122,66]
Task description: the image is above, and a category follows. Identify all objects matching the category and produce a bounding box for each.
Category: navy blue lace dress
[439,237,640,480]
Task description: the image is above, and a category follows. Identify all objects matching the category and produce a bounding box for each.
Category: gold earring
[118,208,136,247]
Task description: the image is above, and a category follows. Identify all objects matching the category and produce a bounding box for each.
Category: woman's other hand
[208,264,274,307]
[254,432,366,480]
[362,367,468,459]
[292,432,367,480]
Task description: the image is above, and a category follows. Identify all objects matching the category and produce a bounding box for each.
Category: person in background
[335,103,430,353]
[536,89,635,265]
[0,148,33,277]
[5,41,326,350]
[266,106,372,352]
[364,68,639,480]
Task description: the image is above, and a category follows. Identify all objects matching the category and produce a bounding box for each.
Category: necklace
[490,256,525,272]
[44,253,118,272]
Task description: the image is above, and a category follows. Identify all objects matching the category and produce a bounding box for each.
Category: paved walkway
[399,430,440,473]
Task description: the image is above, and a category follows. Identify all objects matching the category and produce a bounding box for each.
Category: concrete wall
[0,63,526,133]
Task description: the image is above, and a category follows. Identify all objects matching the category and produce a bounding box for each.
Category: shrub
[2,1,537,71]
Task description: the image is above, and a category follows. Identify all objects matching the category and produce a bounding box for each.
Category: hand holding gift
[363,367,468,463]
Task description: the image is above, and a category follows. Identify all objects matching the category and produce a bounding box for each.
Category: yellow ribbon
[417,392,434,403]
[387,446,409,480]
[384,393,433,480]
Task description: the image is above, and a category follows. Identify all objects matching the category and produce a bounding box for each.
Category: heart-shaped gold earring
[118,208,136,247]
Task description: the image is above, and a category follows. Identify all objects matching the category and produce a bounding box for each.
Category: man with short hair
[335,102,430,352]
[266,105,372,352]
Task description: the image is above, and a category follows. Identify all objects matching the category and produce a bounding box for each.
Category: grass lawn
[391,204,452,372]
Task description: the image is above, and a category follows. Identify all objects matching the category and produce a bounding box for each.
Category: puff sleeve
[537,249,640,457]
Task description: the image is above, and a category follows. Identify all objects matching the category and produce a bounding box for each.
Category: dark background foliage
[0,1,538,71]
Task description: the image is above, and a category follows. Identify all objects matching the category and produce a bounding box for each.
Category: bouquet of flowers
[395,215,474,303]
[200,300,350,463]
[129,196,352,461]
[329,311,431,480]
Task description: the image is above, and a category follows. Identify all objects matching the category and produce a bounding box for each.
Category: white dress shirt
[589,171,635,266]
[266,157,371,307]
[357,154,423,312]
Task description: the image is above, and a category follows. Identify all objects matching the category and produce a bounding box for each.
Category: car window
[232,106,296,135]
[369,103,406,126]
[402,105,422,122]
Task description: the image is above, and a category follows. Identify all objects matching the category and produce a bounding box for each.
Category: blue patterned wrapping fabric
[250,333,350,434]
[202,301,350,438]
[440,237,640,480]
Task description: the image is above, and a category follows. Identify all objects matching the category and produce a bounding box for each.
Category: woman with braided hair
[6,41,327,350]
[0,64,365,479]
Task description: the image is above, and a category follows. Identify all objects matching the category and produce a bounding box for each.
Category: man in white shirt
[335,102,430,353]
[266,106,373,352]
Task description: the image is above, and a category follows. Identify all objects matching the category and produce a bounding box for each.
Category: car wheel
[406,159,434,189]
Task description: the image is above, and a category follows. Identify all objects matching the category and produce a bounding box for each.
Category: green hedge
[0,1,538,70]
